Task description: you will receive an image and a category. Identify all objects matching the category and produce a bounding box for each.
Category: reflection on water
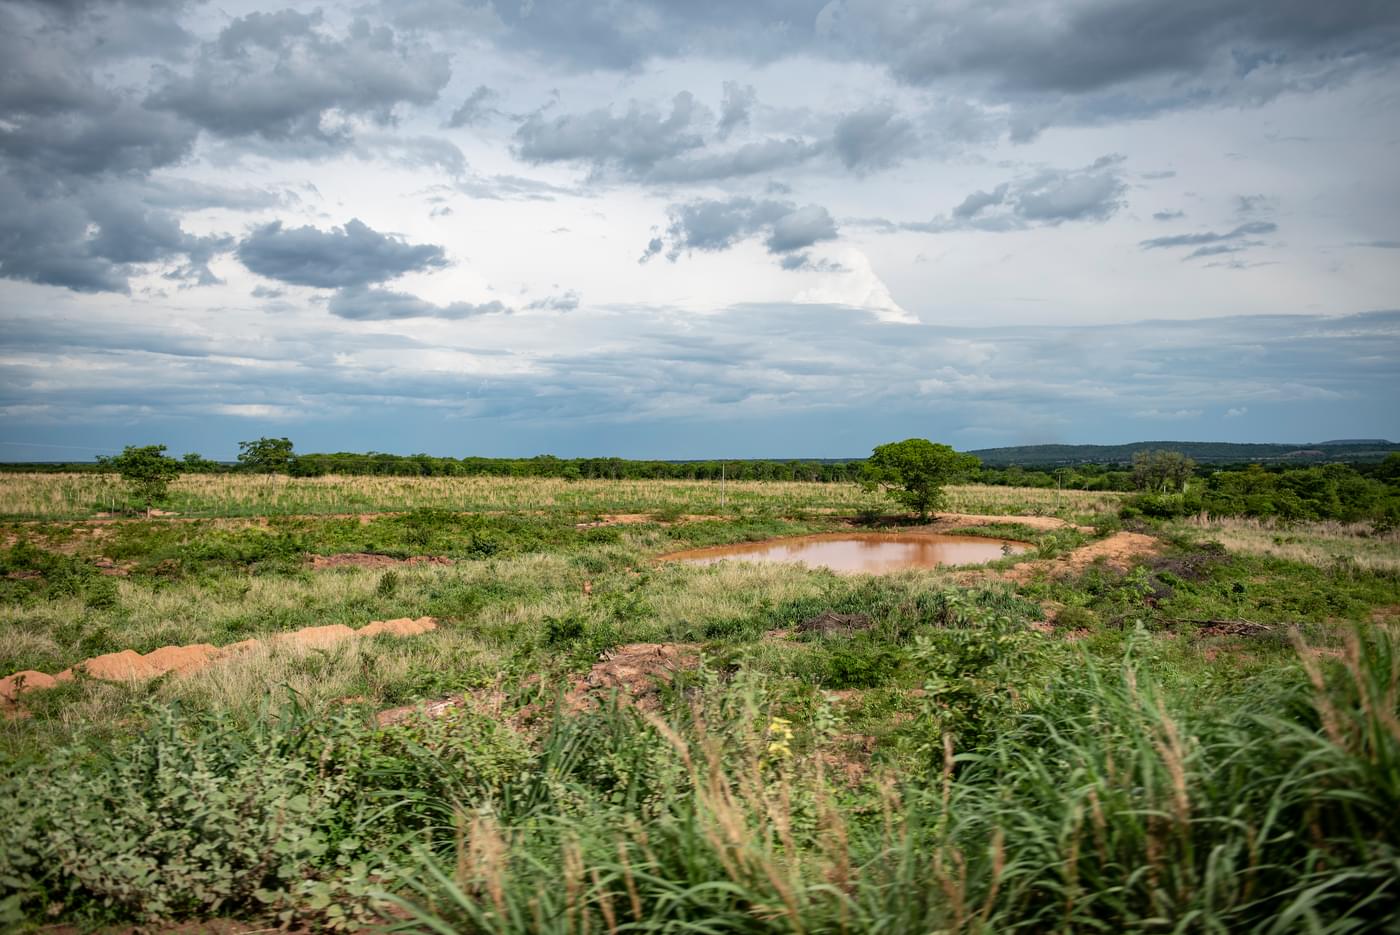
[667,533,1030,573]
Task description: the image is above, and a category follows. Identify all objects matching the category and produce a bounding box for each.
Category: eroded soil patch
[0,617,437,713]
[566,642,699,712]
[1001,531,1160,584]
[310,552,454,570]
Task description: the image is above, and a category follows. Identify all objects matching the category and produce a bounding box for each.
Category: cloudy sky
[2,0,1398,460]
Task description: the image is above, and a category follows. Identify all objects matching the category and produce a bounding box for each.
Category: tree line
[15,437,1400,525]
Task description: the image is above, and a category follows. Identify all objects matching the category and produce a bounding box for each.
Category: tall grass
[0,473,1122,521]
[3,628,1397,931]
[1180,514,1400,572]
[386,630,1400,934]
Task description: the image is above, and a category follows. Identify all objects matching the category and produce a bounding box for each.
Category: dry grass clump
[1181,514,1400,572]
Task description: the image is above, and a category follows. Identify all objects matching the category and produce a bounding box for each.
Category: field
[1,473,1398,933]
[0,472,1125,520]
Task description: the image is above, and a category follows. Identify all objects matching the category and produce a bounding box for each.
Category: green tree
[861,438,980,519]
[181,452,221,473]
[99,445,182,516]
[1131,449,1196,493]
[237,437,295,473]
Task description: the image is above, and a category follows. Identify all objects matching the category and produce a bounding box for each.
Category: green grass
[0,479,1397,932]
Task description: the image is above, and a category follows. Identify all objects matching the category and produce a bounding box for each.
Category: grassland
[0,474,1396,932]
[0,471,1124,521]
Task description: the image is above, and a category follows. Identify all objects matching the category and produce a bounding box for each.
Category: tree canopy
[861,439,980,518]
[237,437,295,473]
[99,444,181,515]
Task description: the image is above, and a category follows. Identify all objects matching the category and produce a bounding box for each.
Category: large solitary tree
[100,444,182,516]
[861,438,980,519]
[237,437,295,473]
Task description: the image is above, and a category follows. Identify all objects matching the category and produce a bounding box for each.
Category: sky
[1,0,1399,460]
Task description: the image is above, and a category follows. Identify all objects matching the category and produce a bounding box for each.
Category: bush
[0,706,382,928]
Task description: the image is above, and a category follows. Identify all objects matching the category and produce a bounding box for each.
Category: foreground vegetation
[1,476,1397,932]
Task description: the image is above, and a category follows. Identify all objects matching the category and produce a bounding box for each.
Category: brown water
[666,533,1030,573]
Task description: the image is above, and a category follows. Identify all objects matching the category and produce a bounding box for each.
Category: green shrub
[1053,604,1099,630]
[0,706,383,928]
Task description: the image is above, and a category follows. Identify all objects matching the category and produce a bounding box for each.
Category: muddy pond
[665,533,1031,574]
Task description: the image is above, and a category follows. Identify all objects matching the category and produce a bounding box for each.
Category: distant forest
[4,439,1399,525]
[967,439,1400,466]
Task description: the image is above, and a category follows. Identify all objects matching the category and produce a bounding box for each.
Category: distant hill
[967,440,1400,467]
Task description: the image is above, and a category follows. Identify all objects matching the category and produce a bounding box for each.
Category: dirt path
[0,617,437,712]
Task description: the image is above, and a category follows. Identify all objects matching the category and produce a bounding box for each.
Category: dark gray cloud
[149,11,451,141]
[0,173,233,293]
[644,196,838,264]
[0,3,332,295]
[448,85,502,128]
[327,285,509,320]
[0,100,195,177]
[1234,193,1276,216]
[645,138,823,184]
[824,0,1400,96]
[512,88,940,182]
[1139,220,1278,250]
[513,91,705,178]
[895,155,1128,233]
[831,104,918,171]
[490,0,823,72]
[237,219,448,288]
[1153,209,1186,221]
[512,89,831,183]
[1185,244,1252,260]
[717,81,756,140]
[0,11,196,177]
[779,253,847,272]
[477,0,1400,132]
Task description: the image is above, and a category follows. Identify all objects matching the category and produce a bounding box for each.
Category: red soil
[0,616,438,714]
[563,642,699,712]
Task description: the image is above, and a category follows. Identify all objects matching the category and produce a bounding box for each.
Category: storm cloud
[900,155,1129,232]
[149,11,451,141]
[327,286,509,320]
[1140,221,1280,250]
[644,197,839,264]
[237,219,448,288]
[2,0,1397,457]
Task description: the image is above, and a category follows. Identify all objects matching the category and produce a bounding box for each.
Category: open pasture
[0,476,1396,933]
[0,471,1125,521]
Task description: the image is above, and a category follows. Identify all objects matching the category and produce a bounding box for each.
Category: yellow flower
[765,716,794,761]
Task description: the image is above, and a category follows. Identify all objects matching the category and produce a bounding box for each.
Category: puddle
[665,533,1030,573]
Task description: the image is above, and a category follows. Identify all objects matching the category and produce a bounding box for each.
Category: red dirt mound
[0,670,57,703]
[58,644,220,682]
[1,617,439,713]
[565,642,699,712]
[359,616,437,638]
